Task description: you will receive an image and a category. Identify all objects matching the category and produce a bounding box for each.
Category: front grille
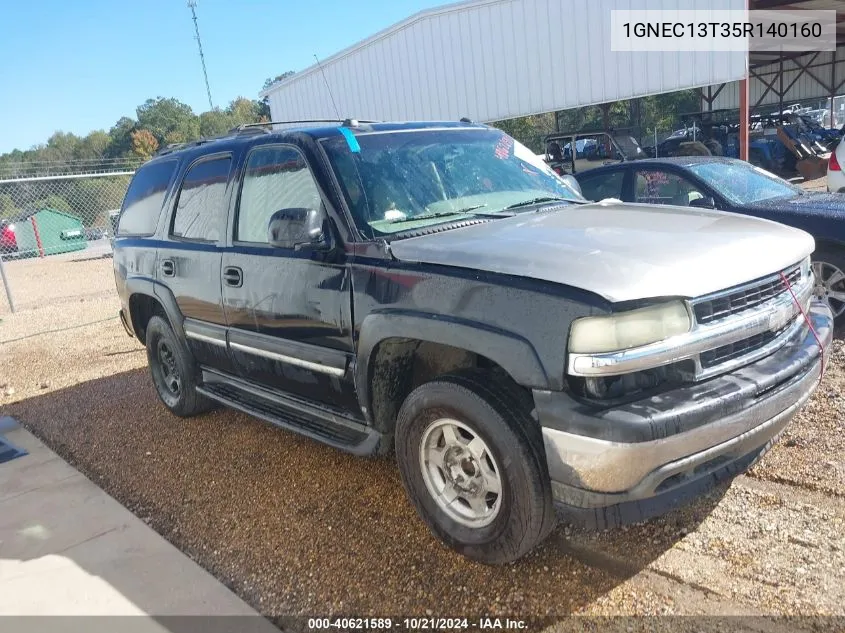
[699,329,782,369]
[694,265,801,325]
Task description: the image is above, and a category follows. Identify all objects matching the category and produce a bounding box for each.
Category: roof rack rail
[152,119,382,157]
[154,125,262,156]
[155,142,190,157]
[154,135,228,157]
[233,119,378,133]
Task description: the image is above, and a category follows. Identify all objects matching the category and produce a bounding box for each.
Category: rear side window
[171,156,232,242]
[118,160,177,236]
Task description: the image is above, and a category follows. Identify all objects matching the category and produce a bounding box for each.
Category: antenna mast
[314,54,341,120]
[187,0,214,110]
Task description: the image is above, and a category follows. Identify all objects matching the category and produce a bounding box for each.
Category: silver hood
[388,201,815,303]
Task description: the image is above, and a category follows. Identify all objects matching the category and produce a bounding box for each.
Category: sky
[0,0,445,154]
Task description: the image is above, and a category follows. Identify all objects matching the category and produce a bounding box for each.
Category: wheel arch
[125,277,184,344]
[355,312,549,436]
[812,238,845,254]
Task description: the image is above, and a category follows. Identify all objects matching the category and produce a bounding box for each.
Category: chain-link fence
[0,171,132,313]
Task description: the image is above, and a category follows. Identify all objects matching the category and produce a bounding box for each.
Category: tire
[145,315,214,417]
[812,248,845,326]
[395,370,555,564]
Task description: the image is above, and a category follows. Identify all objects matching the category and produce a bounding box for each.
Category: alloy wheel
[812,260,845,319]
[419,418,503,528]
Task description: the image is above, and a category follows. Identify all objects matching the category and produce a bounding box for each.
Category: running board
[197,369,384,456]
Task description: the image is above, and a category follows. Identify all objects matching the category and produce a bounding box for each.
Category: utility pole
[187,0,214,110]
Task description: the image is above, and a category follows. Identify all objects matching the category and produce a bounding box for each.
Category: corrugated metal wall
[264,0,747,124]
[712,46,845,110]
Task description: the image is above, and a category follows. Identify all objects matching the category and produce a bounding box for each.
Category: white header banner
[610,9,837,53]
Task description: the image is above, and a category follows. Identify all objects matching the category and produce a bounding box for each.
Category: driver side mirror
[267,207,332,251]
[688,196,716,209]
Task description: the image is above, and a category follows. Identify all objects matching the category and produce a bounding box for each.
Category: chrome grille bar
[692,265,802,325]
[567,263,813,380]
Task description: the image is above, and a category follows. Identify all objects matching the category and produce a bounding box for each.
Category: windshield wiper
[387,205,508,224]
[504,196,585,210]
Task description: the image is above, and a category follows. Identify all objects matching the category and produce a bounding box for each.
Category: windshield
[322,128,584,238]
[688,160,803,206]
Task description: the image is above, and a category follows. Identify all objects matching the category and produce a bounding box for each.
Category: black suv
[114,120,830,564]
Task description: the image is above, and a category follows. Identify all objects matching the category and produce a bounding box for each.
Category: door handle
[223,266,243,288]
[160,259,175,277]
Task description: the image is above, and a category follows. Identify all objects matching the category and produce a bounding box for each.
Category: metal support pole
[740,76,750,161]
[0,255,16,313]
[739,0,750,162]
[830,48,837,129]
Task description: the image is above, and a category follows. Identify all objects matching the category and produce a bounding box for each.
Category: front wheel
[395,371,555,564]
[812,249,845,325]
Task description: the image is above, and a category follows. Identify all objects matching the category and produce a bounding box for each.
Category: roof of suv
[147,120,490,165]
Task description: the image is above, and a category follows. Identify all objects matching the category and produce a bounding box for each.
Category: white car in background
[827,137,845,193]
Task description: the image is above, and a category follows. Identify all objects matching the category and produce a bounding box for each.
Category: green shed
[12,208,87,257]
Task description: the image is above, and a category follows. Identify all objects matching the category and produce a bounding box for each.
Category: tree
[136,97,200,144]
[0,194,17,219]
[492,113,557,153]
[199,109,236,137]
[33,194,72,212]
[226,97,265,125]
[40,132,82,165]
[131,129,159,160]
[76,131,110,161]
[163,130,188,146]
[106,116,137,158]
[262,71,295,91]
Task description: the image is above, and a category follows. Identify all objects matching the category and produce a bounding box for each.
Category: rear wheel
[145,316,213,417]
[812,249,845,325]
[395,370,555,564]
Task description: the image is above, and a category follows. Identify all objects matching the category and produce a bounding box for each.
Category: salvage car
[113,120,832,564]
[575,156,845,325]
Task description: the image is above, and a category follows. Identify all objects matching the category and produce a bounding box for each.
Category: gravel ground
[2,298,844,626]
[0,246,115,314]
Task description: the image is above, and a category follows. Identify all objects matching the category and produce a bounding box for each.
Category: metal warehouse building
[261,0,845,156]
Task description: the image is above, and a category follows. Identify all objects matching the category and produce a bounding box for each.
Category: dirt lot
[0,243,115,313]
[1,231,844,629]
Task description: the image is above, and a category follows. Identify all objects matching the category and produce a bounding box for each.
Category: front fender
[355,311,549,421]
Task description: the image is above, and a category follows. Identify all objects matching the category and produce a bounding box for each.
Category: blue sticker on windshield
[338,127,360,153]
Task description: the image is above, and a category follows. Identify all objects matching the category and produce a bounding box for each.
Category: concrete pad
[0,421,277,626]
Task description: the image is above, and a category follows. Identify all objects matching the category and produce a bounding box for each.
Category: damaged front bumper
[535,299,833,529]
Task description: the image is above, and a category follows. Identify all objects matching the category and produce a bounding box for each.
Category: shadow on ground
[4,369,727,622]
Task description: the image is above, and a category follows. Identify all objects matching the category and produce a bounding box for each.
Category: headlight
[569,301,692,354]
